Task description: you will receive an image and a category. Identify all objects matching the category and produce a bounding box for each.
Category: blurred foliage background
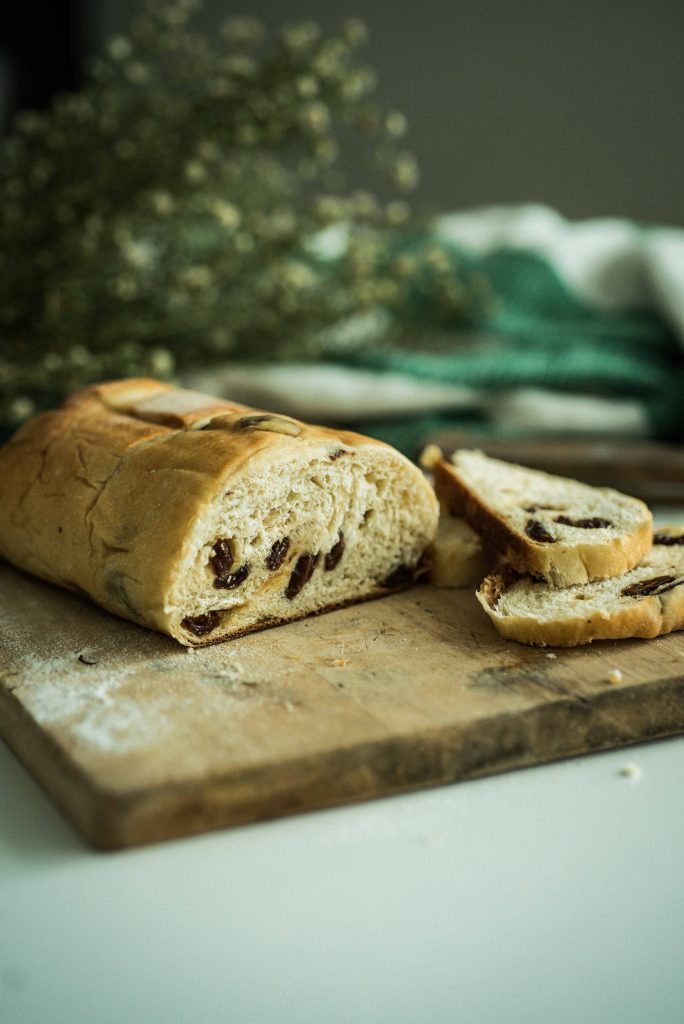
[0,0,489,432]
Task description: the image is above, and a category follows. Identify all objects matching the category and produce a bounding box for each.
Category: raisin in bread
[477,526,684,647]
[0,379,438,646]
[433,449,652,586]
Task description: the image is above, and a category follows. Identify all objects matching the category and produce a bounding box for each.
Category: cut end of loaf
[166,443,438,645]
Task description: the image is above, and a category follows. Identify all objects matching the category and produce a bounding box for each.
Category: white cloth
[185,204,684,435]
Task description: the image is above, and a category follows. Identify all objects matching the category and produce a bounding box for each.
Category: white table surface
[2,731,684,1024]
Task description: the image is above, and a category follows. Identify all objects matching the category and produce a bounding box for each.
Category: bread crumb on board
[607,668,624,685]
[545,652,557,660]
[619,762,642,780]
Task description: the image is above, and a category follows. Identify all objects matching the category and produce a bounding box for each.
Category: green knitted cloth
[334,208,684,454]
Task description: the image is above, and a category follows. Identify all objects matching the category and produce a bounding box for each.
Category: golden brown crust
[434,455,652,586]
[476,564,522,609]
[0,379,434,645]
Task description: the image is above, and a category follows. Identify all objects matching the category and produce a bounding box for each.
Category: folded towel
[185,204,684,455]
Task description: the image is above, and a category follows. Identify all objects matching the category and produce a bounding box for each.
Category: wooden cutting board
[1,562,683,850]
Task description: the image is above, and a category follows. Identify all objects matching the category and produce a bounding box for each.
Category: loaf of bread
[0,379,439,645]
[433,449,652,586]
[477,526,684,647]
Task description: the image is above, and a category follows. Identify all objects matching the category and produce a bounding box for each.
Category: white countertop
[2,731,684,1024]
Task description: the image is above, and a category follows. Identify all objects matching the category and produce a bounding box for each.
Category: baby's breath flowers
[0,0,479,434]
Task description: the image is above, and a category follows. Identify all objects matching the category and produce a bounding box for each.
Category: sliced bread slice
[477,526,684,647]
[433,449,652,586]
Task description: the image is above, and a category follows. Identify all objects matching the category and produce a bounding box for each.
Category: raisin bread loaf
[433,449,652,586]
[0,379,438,646]
[477,527,684,647]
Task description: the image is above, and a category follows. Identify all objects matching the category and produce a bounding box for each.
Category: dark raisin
[182,611,220,636]
[266,537,290,571]
[214,563,250,590]
[524,505,558,513]
[329,449,349,461]
[654,532,684,546]
[286,553,319,599]
[621,575,682,598]
[381,563,415,588]
[324,531,345,570]
[525,519,555,543]
[555,515,612,529]
[209,538,234,577]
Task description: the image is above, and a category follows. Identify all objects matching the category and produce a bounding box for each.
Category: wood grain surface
[1,563,683,850]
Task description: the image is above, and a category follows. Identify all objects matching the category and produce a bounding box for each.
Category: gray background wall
[49,1,684,226]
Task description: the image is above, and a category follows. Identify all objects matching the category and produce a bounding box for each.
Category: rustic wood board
[1,562,684,850]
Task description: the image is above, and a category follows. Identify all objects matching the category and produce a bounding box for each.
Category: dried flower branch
[0,0,479,432]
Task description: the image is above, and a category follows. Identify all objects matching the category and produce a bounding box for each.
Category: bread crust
[433,454,652,586]
[0,379,437,645]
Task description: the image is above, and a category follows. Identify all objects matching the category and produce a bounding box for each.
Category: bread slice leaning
[477,526,684,647]
[433,449,652,586]
[0,379,438,646]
